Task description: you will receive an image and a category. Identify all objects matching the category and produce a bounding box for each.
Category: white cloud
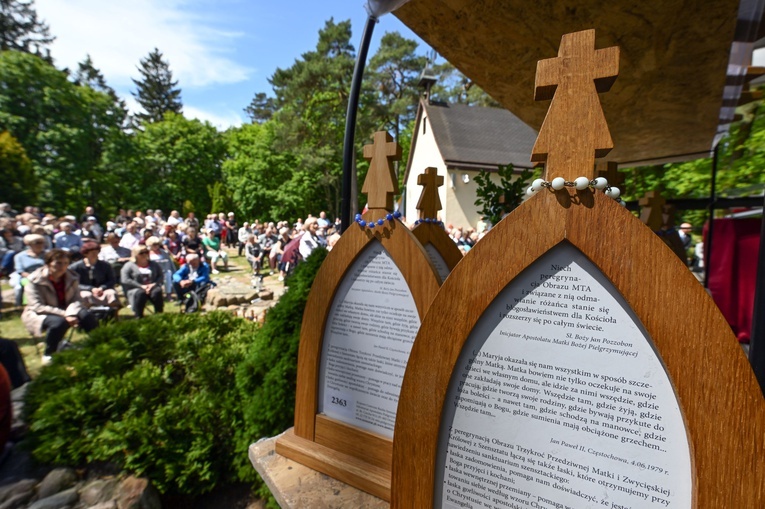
[36,0,252,89]
[122,95,243,130]
[184,105,243,130]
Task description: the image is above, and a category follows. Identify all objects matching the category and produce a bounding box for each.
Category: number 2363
[331,396,348,407]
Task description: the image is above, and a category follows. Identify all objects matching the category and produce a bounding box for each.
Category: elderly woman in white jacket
[298,217,321,260]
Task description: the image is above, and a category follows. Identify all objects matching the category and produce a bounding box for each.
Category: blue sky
[34,0,428,129]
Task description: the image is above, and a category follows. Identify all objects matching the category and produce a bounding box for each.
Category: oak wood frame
[276,208,441,501]
[391,189,765,508]
[411,222,464,277]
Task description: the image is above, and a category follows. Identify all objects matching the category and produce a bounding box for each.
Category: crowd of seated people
[2,203,494,362]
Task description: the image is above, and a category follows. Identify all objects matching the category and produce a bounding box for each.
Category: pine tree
[75,55,114,97]
[0,0,54,58]
[244,92,276,124]
[75,54,128,124]
[131,48,182,124]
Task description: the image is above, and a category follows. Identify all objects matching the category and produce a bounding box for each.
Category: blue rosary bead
[359,220,366,227]
[377,219,384,226]
[393,210,402,219]
[386,213,393,221]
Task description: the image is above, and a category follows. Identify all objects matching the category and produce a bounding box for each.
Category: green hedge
[23,248,328,496]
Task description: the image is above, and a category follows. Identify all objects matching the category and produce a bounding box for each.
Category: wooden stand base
[251,432,388,508]
[275,427,392,501]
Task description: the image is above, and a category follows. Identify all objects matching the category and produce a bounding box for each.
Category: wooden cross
[362,131,402,210]
[531,29,619,181]
[416,167,443,219]
[595,161,625,189]
[639,190,666,231]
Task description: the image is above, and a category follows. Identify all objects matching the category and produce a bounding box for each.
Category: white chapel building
[402,98,539,230]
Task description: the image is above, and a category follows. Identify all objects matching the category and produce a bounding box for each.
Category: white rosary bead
[574,176,590,190]
[551,177,566,190]
[605,187,621,199]
[531,178,545,192]
[526,186,536,196]
[593,177,608,190]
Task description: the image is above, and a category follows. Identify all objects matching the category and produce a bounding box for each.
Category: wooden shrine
[411,167,463,281]
[391,29,765,508]
[275,131,442,500]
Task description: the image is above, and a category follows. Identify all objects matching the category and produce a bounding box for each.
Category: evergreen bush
[23,248,328,496]
[233,248,327,480]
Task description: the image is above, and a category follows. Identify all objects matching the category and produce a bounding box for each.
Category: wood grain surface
[276,207,441,501]
[391,188,765,508]
[411,223,463,278]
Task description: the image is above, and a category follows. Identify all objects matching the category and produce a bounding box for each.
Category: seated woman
[11,234,47,306]
[181,227,204,262]
[69,240,121,310]
[121,245,164,318]
[202,228,228,274]
[163,228,182,260]
[21,249,99,364]
[146,236,175,298]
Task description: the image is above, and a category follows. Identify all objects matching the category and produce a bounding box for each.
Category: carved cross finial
[362,131,402,210]
[596,161,625,189]
[639,190,666,231]
[531,29,619,181]
[416,167,443,219]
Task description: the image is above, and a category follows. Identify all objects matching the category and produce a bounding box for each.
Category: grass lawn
[1,248,269,378]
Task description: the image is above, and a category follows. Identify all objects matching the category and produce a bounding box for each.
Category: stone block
[0,479,36,504]
[87,501,117,509]
[79,478,119,506]
[27,487,79,509]
[37,468,77,499]
[258,290,273,301]
[116,477,160,509]
[0,491,34,509]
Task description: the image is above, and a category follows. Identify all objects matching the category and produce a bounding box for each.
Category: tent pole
[704,143,719,288]
[749,193,765,396]
[341,14,377,233]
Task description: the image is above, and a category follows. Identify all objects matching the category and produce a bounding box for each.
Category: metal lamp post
[340,0,412,232]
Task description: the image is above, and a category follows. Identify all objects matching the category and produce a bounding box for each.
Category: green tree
[474,166,535,226]
[0,130,36,207]
[365,32,426,140]
[75,54,126,110]
[208,181,233,216]
[267,18,356,217]
[243,92,276,124]
[0,50,125,213]
[620,106,765,227]
[0,0,53,58]
[131,48,182,125]
[222,121,302,222]
[430,61,501,107]
[132,113,225,214]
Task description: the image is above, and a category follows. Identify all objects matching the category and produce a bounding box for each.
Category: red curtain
[705,218,761,343]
